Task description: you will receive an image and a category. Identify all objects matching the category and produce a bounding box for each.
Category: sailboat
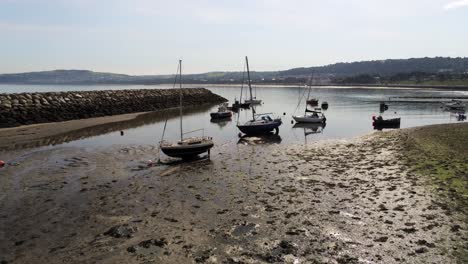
[237,57,282,135]
[243,56,262,105]
[229,67,250,110]
[160,60,214,159]
[292,82,326,123]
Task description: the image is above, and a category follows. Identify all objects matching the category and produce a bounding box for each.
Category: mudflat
[0,111,149,149]
[0,123,466,263]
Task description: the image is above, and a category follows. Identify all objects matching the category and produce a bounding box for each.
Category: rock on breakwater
[0,88,227,128]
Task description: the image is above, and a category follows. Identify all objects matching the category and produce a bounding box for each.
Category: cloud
[444,0,468,9]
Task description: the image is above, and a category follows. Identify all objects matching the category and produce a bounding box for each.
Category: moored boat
[159,60,214,159]
[237,113,282,135]
[380,102,389,112]
[293,110,326,123]
[237,57,281,135]
[321,101,329,109]
[210,103,232,119]
[293,84,326,123]
[160,137,214,158]
[372,116,401,129]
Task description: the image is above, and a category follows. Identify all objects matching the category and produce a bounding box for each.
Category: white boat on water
[293,110,326,123]
[292,80,326,124]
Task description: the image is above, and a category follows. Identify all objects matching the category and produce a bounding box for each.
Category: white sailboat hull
[292,115,325,123]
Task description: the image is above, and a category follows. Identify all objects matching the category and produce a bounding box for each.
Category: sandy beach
[0,123,467,263]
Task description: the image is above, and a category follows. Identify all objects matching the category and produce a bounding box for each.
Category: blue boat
[237,113,282,135]
[236,56,282,136]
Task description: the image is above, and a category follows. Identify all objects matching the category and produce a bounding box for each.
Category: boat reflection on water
[210,117,232,128]
[293,122,325,134]
[292,122,326,144]
[2,104,215,151]
[237,133,282,145]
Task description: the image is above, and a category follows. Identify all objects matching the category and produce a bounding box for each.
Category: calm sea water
[1,84,467,149]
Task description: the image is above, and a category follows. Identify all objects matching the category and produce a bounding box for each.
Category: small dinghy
[321,101,329,110]
[372,116,401,130]
[380,102,389,112]
[210,103,232,119]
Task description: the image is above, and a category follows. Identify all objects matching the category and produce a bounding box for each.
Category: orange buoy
[0,160,5,168]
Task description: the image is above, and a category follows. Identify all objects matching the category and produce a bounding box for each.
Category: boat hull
[161,142,214,158]
[237,120,282,135]
[244,99,262,105]
[373,118,401,129]
[231,103,250,109]
[292,115,326,123]
[210,111,232,119]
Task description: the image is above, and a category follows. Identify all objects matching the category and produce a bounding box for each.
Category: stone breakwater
[0,88,227,128]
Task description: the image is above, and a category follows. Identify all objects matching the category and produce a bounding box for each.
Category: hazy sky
[1,0,467,74]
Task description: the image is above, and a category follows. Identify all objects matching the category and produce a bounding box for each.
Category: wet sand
[0,111,150,149]
[0,124,467,263]
[0,104,214,151]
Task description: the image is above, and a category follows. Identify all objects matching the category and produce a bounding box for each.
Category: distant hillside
[280,57,468,77]
[0,70,165,85]
[1,57,467,85]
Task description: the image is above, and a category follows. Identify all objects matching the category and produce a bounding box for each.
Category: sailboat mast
[179,60,183,141]
[306,84,312,115]
[240,66,244,103]
[305,74,312,115]
[245,56,255,120]
[246,56,253,101]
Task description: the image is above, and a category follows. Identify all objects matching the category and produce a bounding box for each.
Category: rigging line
[305,81,312,115]
[293,86,308,115]
[158,114,169,163]
[159,61,180,150]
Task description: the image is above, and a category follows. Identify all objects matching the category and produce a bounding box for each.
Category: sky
[0,0,467,75]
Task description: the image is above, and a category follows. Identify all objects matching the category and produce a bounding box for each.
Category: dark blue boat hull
[210,112,232,119]
[237,120,282,135]
[161,143,214,159]
[373,118,400,130]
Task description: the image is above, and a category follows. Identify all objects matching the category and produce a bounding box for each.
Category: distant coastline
[1,57,467,88]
